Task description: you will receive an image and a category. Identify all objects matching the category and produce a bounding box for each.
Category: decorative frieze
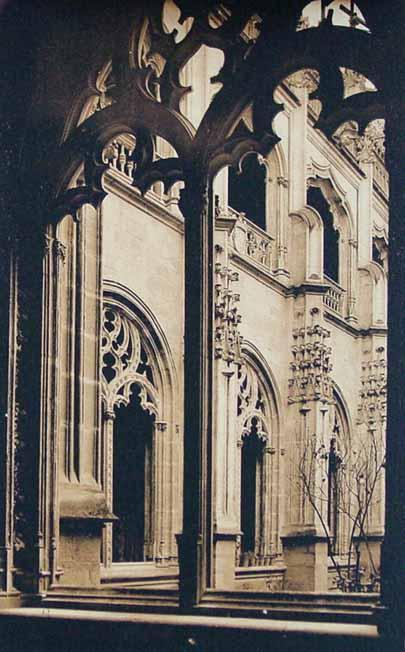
[289,322,333,404]
[214,245,243,364]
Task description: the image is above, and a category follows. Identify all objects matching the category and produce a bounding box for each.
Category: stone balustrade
[323,276,345,315]
[226,207,274,270]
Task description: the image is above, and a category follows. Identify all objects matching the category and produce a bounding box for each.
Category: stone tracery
[101,306,159,417]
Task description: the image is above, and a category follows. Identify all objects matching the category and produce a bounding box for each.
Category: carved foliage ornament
[214,244,243,364]
[101,306,159,416]
[289,323,333,403]
[358,347,387,428]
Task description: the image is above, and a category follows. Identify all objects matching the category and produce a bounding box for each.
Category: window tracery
[101,306,159,418]
[237,363,270,444]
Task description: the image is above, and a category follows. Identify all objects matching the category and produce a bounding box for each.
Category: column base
[0,591,23,609]
[282,532,328,591]
[59,518,106,588]
[213,530,239,590]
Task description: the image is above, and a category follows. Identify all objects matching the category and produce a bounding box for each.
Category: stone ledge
[0,607,379,637]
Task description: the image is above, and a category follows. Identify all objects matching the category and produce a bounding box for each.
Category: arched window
[307,185,340,282]
[228,136,267,231]
[101,306,160,566]
[100,297,178,573]
[237,354,280,567]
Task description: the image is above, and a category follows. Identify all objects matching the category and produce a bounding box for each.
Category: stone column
[153,421,169,564]
[6,225,49,594]
[282,303,332,591]
[212,216,242,588]
[57,201,113,588]
[40,229,67,589]
[0,238,20,603]
[287,76,308,212]
[101,411,116,568]
[274,176,289,278]
[262,445,278,564]
[347,238,358,323]
[177,168,213,607]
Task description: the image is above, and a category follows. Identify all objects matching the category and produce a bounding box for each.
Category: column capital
[104,409,116,422]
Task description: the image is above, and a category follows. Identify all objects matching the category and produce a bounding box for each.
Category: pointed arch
[103,280,179,414]
[236,341,282,566]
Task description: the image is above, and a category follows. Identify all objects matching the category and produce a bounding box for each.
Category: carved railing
[225,207,274,270]
[323,276,345,315]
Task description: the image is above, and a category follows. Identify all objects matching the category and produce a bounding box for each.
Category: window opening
[307,186,340,282]
[372,236,388,271]
[228,148,266,230]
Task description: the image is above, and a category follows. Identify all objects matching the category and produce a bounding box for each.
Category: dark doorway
[113,386,154,562]
[240,425,264,560]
